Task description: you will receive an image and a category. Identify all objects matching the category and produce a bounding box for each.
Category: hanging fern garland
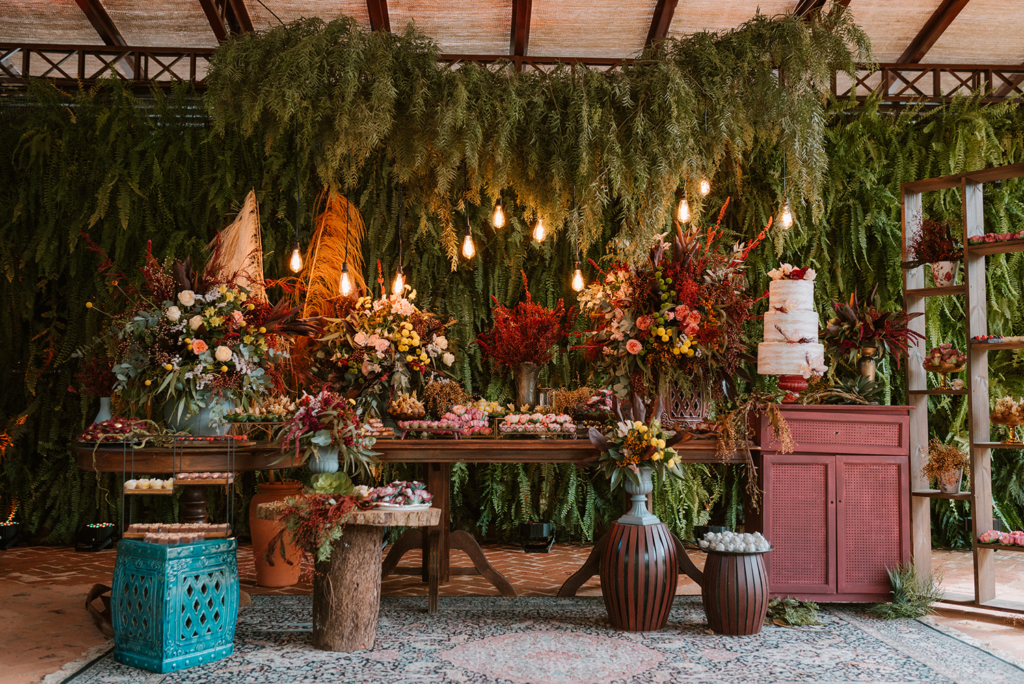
[205,9,869,261]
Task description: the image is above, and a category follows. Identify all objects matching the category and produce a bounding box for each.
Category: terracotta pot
[937,467,963,494]
[249,480,304,587]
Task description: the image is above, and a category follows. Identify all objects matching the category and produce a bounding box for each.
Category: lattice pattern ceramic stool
[112,538,239,673]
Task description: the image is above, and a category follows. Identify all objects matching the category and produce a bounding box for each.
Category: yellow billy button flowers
[258,327,266,334]
[164,364,173,371]
[220,366,228,372]
[144,379,152,386]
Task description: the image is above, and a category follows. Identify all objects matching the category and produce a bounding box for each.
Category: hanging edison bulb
[392,266,405,295]
[339,262,353,296]
[571,261,585,292]
[533,217,546,242]
[462,227,476,259]
[492,198,505,229]
[699,178,711,196]
[288,242,303,273]
[677,196,691,223]
[781,200,794,230]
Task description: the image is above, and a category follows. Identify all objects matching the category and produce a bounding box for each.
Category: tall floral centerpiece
[312,290,455,418]
[477,272,574,408]
[101,244,317,434]
[820,285,924,381]
[279,388,379,474]
[577,201,765,417]
[903,218,963,287]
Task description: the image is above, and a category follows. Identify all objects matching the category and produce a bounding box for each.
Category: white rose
[165,306,181,322]
[804,268,817,281]
[442,352,455,366]
[189,315,203,331]
[434,335,448,350]
[177,290,196,307]
[214,346,232,363]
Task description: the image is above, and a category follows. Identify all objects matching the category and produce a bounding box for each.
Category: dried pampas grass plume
[302,190,366,318]
[205,189,266,300]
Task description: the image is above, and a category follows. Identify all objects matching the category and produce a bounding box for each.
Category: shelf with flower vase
[905,285,966,298]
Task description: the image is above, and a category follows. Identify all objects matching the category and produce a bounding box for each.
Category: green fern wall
[2,80,1024,547]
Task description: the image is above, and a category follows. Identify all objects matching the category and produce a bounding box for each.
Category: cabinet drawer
[764,411,909,455]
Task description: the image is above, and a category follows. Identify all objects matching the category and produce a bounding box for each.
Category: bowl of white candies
[699,531,772,554]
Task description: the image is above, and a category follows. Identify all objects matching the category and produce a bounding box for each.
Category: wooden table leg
[450,530,517,597]
[427,526,441,615]
[423,463,451,584]
[671,533,704,586]
[312,525,383,651]
[381,529,423,578]
[557,533,609,597]
[178,485,208,524]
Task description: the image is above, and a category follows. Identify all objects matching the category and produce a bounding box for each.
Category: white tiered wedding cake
[757,265,825,377]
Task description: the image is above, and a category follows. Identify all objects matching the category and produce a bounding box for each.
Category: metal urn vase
[513,362,540,409]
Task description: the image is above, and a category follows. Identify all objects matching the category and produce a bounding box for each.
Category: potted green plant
[922,438,969,494]
[904,218,963,287]
[820,285,924,381]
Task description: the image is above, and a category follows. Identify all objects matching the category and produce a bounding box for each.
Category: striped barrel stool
[701,549,771,635]
[599,521,678,631]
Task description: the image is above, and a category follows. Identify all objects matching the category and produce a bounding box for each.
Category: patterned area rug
[62,596,1024,683]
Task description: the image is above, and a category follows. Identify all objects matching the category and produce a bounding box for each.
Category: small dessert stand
[923,361,965,390]
[990,414,1024,445]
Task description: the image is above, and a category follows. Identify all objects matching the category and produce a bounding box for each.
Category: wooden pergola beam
[366,0,391,32]
[73,0,126,46]
[897,0,971,64]
[510,0,532,57]
[645,0,678,47]
[227,0,254,34]
[197,0,229,41]
[794,0,850,17]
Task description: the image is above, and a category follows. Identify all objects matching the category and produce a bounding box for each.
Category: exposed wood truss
[645,0,678,47]
[72,0,126,46]
[510,0,532,58]
[198,0,254,41]
[794,0,850,17]
[897,0,971,64]
[366,0,391,32]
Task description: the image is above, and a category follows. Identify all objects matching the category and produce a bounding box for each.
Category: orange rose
[191,339,209,354]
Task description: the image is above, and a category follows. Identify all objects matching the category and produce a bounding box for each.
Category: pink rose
[674,305,690,321]
[231,310,244,325]
[979,530,1000,544]
[636,316,653,331]
[626,339,643,355]
[191,339,208,354]
[663,311,675,321]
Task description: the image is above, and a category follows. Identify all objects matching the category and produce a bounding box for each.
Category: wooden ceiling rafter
[72,0,126,46]
[366,0,391,32]
[197,0,230,41]
[645,0,678,47]
[794,0,850,17]
[510,0,532,59]
[896,0,971,64]
[228,0,254,34]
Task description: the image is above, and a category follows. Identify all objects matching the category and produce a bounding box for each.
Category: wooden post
[312,525,383,651]
[963,179,995,604]
[902,188,932,580]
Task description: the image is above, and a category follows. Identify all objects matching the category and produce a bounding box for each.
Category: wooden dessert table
[256,502,440,651]
[74,442,302,523]
[367,438,746,613]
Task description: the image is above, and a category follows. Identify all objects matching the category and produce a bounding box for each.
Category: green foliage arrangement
[766,597,823,626]
[204,10,870,262]
[869,564,943,620]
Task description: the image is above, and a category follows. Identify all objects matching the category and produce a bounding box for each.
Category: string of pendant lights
[288,179,304,273]
[393,189,407,294]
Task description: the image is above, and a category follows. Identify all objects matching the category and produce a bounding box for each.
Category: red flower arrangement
[477,272,575,368]
[904,218,962,268]
[820,285,924,367]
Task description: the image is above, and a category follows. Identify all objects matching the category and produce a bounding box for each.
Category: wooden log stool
[257,504,440,651]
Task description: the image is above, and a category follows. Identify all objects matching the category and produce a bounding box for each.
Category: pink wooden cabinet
[752,406,911,603]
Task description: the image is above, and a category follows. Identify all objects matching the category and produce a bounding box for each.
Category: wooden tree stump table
[256,503,440,652]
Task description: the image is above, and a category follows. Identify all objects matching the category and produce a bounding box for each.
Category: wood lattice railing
[2,44,1023,103]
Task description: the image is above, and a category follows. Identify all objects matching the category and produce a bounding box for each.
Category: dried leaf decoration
[302,190,366,318]
[205,189,265,300]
